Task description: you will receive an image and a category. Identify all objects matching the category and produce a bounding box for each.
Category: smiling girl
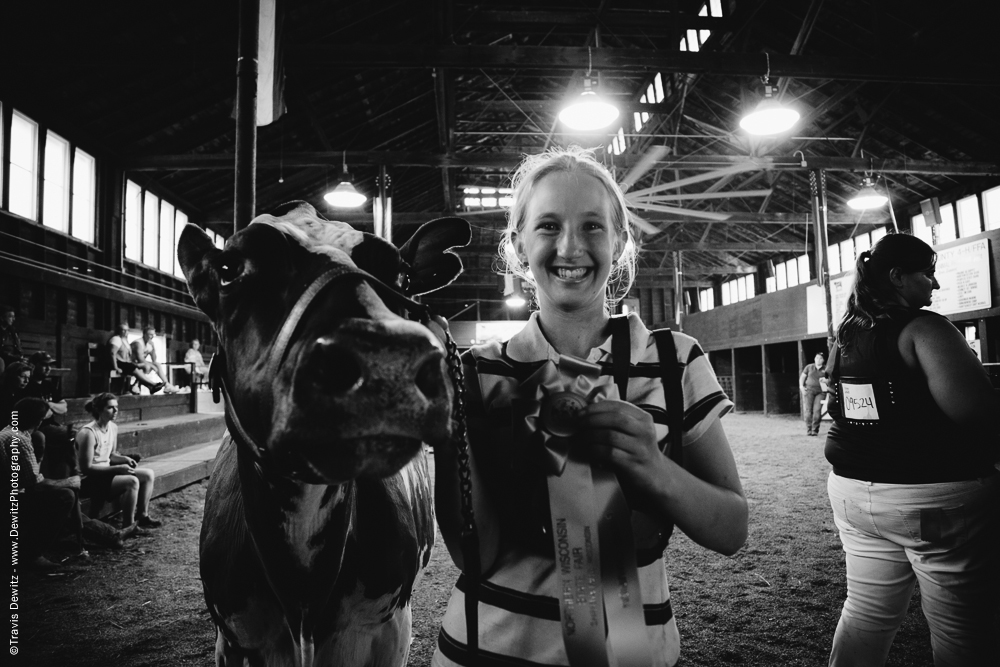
[432,148,748,667]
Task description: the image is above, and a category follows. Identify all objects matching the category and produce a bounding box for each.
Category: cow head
[178,202,469,484]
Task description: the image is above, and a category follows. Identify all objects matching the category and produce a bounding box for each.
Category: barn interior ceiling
[2,0,999,320]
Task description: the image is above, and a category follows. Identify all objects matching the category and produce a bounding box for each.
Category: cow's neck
[235,442,355,629]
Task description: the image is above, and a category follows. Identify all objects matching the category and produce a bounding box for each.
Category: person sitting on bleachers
[1,397,88,570]
[0,304,25,373]
[183,338,210,385]
[76,392,163,530]
[107,323,163,394]
[26,351,69,416]
[130,326,178,394]
[1,360,33,420]
[30,409,138,550]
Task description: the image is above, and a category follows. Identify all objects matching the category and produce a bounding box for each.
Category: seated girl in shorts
[76,392,163,530]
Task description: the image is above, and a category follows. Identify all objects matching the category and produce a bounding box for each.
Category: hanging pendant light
[847,176,888,210]
[503,274,528,308]
[324,152,367,208]
[740,53,800,136]
[558,47,619,132]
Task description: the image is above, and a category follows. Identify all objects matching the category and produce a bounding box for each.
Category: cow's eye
[217,260,245,286]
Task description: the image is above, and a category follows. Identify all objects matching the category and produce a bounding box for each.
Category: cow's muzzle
[283,317,453,480]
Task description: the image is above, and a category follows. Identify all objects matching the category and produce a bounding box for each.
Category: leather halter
[208,263,433,477]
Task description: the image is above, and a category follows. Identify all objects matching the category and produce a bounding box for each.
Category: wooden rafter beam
[644,241,814,252]
[287,45,1000,85]
[326,210,883,227]
[461,10,727,30]
[462,241,811,253]
[457,100,674,114]
[125,152,1000,175]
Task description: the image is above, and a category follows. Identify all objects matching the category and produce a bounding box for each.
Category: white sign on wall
[928,238,992,315]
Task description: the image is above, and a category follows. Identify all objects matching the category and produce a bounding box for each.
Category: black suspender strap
[653,329,684,468]
[611,316,631,400]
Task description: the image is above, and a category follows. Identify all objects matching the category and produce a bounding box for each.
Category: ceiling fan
[616,146,771,235]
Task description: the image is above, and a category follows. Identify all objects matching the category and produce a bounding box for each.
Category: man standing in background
[800,352,828,437]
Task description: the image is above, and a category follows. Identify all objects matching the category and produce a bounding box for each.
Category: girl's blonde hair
[498,146,638,306]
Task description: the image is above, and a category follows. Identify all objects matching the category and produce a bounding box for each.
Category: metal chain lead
[437,316,476,536]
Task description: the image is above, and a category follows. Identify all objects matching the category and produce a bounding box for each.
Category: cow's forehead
[250,206,363,264]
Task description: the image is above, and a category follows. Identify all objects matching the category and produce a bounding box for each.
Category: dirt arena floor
[14,413,998,666]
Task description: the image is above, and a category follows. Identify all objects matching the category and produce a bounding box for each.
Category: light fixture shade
[740,86,799,136]
[847,178,888,210]
[503,274,529,307]
[324,180,367,208]
[740,98,800,135]
[505,294,527,308]
[558,79,620,131]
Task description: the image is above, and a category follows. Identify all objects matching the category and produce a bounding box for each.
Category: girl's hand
[579,400,669,505]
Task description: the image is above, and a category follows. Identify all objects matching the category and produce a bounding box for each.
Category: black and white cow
[177,202,469,667]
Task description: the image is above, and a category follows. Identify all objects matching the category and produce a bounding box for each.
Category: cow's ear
[349,235,402,288]
[398,217,472,295]
[178,224,223,320]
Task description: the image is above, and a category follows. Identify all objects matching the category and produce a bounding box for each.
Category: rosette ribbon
[515,355,653,667]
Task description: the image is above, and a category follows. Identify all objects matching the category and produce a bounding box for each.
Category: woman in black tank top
[825,234,998,665]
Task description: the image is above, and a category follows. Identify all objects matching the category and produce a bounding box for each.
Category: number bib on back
[840,380,880,421]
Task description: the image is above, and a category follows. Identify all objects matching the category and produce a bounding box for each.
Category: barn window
[936,204,957,243]
[653,73,664,102]
[43,131,71,233]
[853,232,871,256]
[159,200,175,275]
[686,29,700,52]
[827,244,841,274]
[956,195,981,237]
[870,226,887,245]
[983,186,1000,230]
[797,254,810,283]
[124,180,143,261]
[911,213,932,245]
[71,148,95,243]
[786,258,799,287]
[9,110,38,220]
[698,4,711,45]
[143,191,160,269]
[839,238,855,266]
[173,210,188,278]
[699,287,714,311]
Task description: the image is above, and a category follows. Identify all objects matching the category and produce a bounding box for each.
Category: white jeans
[827,471,999,667]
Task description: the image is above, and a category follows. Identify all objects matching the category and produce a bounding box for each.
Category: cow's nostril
[415,356,446,400]
[312,342,364,393]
